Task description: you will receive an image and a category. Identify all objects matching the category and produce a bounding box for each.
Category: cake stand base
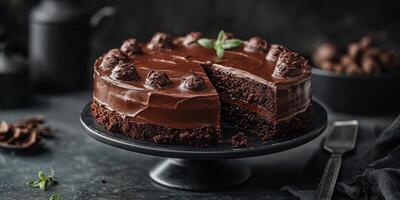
[149,158,251,191]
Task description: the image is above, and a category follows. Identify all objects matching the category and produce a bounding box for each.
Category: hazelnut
[266,44,288,63]
[179,73,207,91]
[333,64,345,74]
[378,51,395,69]
[120,38,142,55]
[348,43,363,60]
[272,51,310,79]
[313,43,337,65]
[340,55,355,67]
[320,61,335,71]
[147,32,174,50]
[244,37,269,53]
[110,61,139,81]
[100,49,127,70]
[345,63,363,75]
[145,70,171,89]
[359,35,374,49]
[363,47,381,59]
[182,32,203,46]
[362,57,381,75]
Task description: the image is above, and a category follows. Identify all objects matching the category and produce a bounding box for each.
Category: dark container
[312,67,400,114]
[29,0,113,93]
[0,43,32,108]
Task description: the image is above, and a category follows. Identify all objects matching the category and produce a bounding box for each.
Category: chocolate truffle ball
[182,32,203,46]
[244,37,269,53]
[179,73,207,91]
[110,61,139,81]
[272,51,310,79]
[145,70,171,89]
[147,32,174,50]
[100,49,127,70]
[120,38,142,55]
[313,43,337,65]
[266,44,288,63]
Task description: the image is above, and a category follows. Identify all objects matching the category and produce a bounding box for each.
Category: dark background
[1,0,399,62]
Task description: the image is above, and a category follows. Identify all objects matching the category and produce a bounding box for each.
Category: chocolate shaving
[0,116,53,149]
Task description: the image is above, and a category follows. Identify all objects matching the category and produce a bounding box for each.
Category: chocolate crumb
[229,132,248,148]
[120,38,143,55]
[145,70,171,89]
[179,73,207,91]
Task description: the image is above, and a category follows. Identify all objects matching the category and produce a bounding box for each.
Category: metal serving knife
[315,120,359,200]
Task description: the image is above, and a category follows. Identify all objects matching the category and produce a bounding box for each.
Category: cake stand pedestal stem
[149,158,251,191]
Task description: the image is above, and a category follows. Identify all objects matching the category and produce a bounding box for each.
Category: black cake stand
[80,101,327,191]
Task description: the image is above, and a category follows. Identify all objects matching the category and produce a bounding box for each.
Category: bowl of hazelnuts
[311,35,400,114]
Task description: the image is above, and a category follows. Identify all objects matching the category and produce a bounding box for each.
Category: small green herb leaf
[197,38,213,49]
[216,30,225,44]
[39,171,46,181]
[27,170,58,191]
[197,30,243,59]
[49,193,60,200]
[39,181,46,191]
[216,47,225,59]
[222,39,243,49]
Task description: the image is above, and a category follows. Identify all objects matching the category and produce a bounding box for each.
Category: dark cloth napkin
[282,114,400,200]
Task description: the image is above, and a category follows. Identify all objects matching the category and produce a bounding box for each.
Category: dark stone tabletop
[0,92,396,200]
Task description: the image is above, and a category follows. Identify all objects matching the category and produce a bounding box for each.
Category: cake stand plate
[80,101,327,191]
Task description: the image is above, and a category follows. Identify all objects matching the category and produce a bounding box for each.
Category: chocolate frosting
[93,33,311,129]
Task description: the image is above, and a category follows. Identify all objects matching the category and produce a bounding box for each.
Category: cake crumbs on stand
[229,132,248,148]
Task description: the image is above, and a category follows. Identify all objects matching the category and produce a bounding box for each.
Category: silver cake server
[315,120,359,200]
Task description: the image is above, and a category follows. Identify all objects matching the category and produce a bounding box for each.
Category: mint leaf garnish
[49,193,60,200]
[27,170,58,191]
[197,30,243,60]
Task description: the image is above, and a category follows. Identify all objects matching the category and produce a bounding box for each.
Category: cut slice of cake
[91,32,312,146]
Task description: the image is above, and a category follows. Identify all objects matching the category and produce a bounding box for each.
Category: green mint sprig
[197,30,243,60]
[27,170,58,191]
[49,193,60,200]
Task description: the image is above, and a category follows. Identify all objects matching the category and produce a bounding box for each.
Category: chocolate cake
[92,32,312,146]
